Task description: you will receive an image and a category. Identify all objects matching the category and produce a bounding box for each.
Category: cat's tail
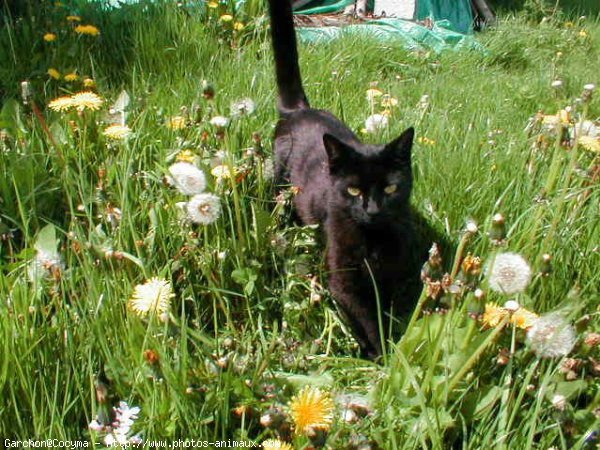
[267,0,309,114]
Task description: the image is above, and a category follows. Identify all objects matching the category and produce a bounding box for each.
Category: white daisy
[167,162,206,195]
[364,114,389,133]
[186,193,222,225]
[527,313,576,358]
[487,252,532,295]
[210,116,230,128]
[230,98,255,116]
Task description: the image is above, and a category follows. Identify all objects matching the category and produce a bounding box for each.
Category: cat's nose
[366,199,379,216]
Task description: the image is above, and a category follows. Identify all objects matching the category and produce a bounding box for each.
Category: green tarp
[294,0,483,51]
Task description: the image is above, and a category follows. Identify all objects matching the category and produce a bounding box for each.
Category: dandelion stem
[450,231,471,279]
[447,315,509,395]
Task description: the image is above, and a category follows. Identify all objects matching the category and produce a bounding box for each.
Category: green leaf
[231,267,258,296]
[473,385,502,418]
[34,223,59,255]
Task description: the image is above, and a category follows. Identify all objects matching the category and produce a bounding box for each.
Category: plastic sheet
[294,0,483,51]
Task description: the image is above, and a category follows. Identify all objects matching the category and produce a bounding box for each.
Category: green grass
[0,1,598,448]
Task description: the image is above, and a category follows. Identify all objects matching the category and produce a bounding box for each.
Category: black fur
[268,0,417,359]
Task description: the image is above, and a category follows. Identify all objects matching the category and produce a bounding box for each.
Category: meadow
[0,0,598,448]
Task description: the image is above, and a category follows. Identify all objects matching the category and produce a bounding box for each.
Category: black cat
[268,0,417,359]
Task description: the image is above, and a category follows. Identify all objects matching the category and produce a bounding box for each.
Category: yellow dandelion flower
[234,21,245,31]
[417,136,436,146]
[289,386,335,434]
[211,164,237,182]
[380,95,399,108]
[47,68,61,80]
[564,21,574,28]
[510,308,538,330]
[482,303,509,328]
[167,116,187,130]
[207,1,219,8]
[48,96,75,112]
[557,109,571,124]
[64,72,79,82]
[66,15,81,22]
[83,78,96,88]
[220,14,234,22]
[578,30,588,38]
[578,136,600,154]
[366,88,384,102]
[176,150,196,163]
[74,24,100,36]
[128,277,174,317]
[44,33,57,42]
[103,124,132,140]
[262,439,294,450]
[71,91,103,111]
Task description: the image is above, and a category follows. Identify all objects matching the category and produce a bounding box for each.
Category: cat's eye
[384,184,397,194]
[347,187,362,197]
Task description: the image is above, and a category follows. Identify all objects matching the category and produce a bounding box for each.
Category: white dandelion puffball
[128,277,174,317]
[167,162,206,195]
[210,116,230,128]
[230,98,256,116]
[487,252,532,295]
[364,114,389,133]
[527,313,576,358]
[186,193,222,225]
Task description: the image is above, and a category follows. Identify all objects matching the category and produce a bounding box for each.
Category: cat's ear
[323,134,355,174]
[385,127,414,166]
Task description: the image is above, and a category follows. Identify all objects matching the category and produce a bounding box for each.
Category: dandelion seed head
[128,277,174,317]
[487,252,532,295]
[503,300,520,312]
[167,162,207,195]
[230,98,255,116]
[186,193,221,225]
[527,313,576,358]
[551,394,567,410]
[210,116,230,128]
[364,114,388,133]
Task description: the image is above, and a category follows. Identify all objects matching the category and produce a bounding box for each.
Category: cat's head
[323,127,414,225]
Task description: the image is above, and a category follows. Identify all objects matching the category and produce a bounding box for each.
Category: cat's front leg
[327,245,385,359]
